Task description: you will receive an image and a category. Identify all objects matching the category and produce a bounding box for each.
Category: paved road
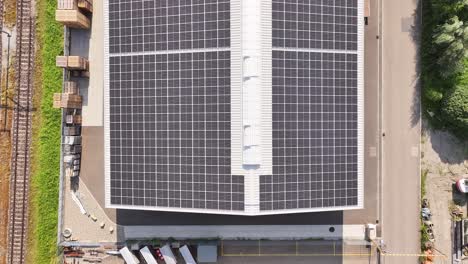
[380,0,421,263]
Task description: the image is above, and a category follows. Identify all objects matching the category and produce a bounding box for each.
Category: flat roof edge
[107,204,363,216]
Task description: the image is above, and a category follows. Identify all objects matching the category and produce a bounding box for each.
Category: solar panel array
[106,0,361,213]
[109,0,230,54]
[108,0,245,211]
[260,0,359,211]
[272,0,358,50]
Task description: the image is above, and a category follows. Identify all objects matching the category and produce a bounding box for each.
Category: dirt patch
[0,113,11,264]
[422,121,468,257]
[3,0,16,28]
[0,38,16,264]
[0,67,14,264]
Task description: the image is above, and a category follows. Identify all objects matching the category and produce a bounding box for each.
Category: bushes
[442,85,468,136]
[422,0,468,140]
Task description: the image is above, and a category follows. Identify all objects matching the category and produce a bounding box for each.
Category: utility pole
[1,29,11,131]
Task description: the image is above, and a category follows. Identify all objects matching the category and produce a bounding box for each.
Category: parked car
[456,178,468,193]
[154,248,164,261]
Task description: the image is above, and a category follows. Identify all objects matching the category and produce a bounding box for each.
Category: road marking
[382,253,447,258]
[411,146,419,157]
[401,17,413,32]
[369,146,377,157]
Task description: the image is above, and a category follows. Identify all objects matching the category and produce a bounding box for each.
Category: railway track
[7,0,35,263]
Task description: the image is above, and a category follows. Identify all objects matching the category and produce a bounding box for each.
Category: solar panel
[109,0,231,54]
[260,0,361,211]
[260,51,358,211]
[109,51,245,211]
[107,0,245,212]
[105,0,362,214]
[272,0,358,50]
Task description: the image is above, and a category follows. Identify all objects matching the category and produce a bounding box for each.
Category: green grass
[421,169,428,198]
[420,222,430,251]
[27,0,63,263]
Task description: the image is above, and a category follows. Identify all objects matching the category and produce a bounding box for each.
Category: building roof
[104,0,364,215]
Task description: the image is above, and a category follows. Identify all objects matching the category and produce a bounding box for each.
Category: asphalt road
[380,0,421,262]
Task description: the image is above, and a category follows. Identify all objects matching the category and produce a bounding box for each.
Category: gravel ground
[62,176,124,243]
[422,121,468,258]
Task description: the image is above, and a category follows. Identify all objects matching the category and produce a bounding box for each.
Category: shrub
[442,84,468,138]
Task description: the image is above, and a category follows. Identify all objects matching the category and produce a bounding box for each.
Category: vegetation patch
[3,0,16,27]
[441,84,468,134]
[27,0,63,263]
[420,222,430,251]
[421,169,428,198]
[422,0,468,140]
[0,57,15,264]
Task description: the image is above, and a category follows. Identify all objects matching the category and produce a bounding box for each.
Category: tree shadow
[408,0,422,128]
[424,121,468,164]
[452,183,467,207]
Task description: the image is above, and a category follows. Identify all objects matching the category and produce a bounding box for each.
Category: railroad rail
[7,0,35,262]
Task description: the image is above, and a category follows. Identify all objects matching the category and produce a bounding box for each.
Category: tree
[439,0,468,7]
[433,0,468,18]
[433,16,468,78]
[442,84,468,138]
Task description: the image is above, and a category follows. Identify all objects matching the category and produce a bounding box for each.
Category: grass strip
[27,0,63,263]
[420,169,429,252]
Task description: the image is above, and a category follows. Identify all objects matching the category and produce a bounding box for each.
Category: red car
[154,248,164,261]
